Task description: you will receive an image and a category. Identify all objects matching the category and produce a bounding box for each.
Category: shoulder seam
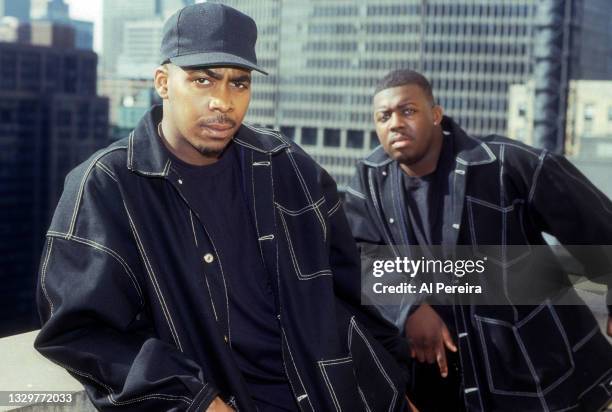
[67,146,127,237]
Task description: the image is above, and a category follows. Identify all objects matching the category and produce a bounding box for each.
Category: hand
[404,303,457,378]
[607,316,612,337]
[406,395,420,412]
[205,397,234,412]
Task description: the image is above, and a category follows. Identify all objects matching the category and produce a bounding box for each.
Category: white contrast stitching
[95,162,118,182]
[188,211,198,247]
[41,237,55,315]
[346,186,366,200]
[277,209,332,280]
[274,197,326,216]
[349,318,398,412]
[286,150,327,242]
[52,359,192,405]
[47,231,145,308]
[572,326,599,352]
[281,329,315,411]
[123,200,183,351]
[317,356,353,412]
[68,146,127,237]
[327,199,342,217]
[528,151,546,203]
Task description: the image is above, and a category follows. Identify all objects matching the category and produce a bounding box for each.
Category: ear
[432,104,444,126]
[154,65,169,100]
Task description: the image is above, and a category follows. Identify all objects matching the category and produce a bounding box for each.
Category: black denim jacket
[35,106,411,412]
[344,116,612,412]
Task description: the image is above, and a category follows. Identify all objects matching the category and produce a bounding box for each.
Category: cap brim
[169,52,268,75]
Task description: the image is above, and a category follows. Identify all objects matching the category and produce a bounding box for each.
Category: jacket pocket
[475,302,574,396]
[348,318,401,412]
[466,196,531,266]
[276,198,332,280]
[318,356,364,412]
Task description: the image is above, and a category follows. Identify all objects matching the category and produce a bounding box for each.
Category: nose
[389,112,405,131]
[208,90,232,113]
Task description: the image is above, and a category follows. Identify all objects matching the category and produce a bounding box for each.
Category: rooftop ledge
[0,292,610,411]
[0,330,95,411]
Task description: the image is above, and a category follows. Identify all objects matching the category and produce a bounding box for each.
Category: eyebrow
[189,68,251,83]
[375,99,420,111]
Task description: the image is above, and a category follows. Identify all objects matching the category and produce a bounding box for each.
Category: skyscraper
[212,0,612,188]
[101,0,195,77]
[0,25,109,337]
[29,0,94,50]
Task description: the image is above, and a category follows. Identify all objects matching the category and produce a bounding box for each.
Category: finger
[425,348,437,364]
[415,348,426,363]
[442,327,457,352]
[436,349,448,378]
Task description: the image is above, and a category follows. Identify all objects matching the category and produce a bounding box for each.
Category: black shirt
[167,143,297,411]
[402,131,454,248]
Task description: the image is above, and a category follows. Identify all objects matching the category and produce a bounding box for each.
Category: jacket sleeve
[34,166,218,411]
[528,151,612,312]
[343,166,385,246]
[320,168,412,389]
[343,166,420,331]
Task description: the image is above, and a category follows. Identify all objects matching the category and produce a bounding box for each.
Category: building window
[347,130,364,149]
[280,126,295,140]
[301,127,317,146]
[584,104,594,121]
[323,128,340,147]
[518,102,527,118]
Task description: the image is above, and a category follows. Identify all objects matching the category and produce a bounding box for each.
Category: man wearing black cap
[34,3,413,411]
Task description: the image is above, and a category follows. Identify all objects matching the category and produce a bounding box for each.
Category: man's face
[373,84,442,165]
[156,65,252,159]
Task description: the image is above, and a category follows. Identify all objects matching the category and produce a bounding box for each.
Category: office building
[29,0,93,50]
[0,0,31,21]
[509,80,612,157]
[213,0,612,188]
[101,0,194,77]
[0,27,108,337]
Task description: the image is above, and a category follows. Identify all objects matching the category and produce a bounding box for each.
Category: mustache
[198,115,236,128]
[389,131,414,143]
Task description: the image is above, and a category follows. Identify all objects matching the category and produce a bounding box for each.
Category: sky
[64,0,206,54]
[65,0,102,52]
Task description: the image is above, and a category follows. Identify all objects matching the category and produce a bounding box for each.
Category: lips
[389,134,415,149]
[200,123,235,139]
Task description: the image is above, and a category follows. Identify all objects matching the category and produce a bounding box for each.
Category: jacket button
[203,253,214,263]
[452,223,460,229]
[382,170,387,176]
[389,218,395,224]
[224,335,228,343]
[178,179,183,185]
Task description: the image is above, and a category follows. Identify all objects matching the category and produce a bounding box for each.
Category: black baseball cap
[160,2,267,75]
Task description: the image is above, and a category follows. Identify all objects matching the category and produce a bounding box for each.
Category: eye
[231,81,249,90]
[194,78,211,85]
[403,108,417,116]
[378,113,390,122]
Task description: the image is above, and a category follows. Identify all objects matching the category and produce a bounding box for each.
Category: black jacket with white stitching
[35,106,412,412]
[344,116,612,412]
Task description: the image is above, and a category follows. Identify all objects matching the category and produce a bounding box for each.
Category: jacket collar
[362,116,496,168]
[127,105,289,176]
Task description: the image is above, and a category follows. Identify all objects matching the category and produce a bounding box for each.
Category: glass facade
[214,0,612,189]
[0,41,109,336]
